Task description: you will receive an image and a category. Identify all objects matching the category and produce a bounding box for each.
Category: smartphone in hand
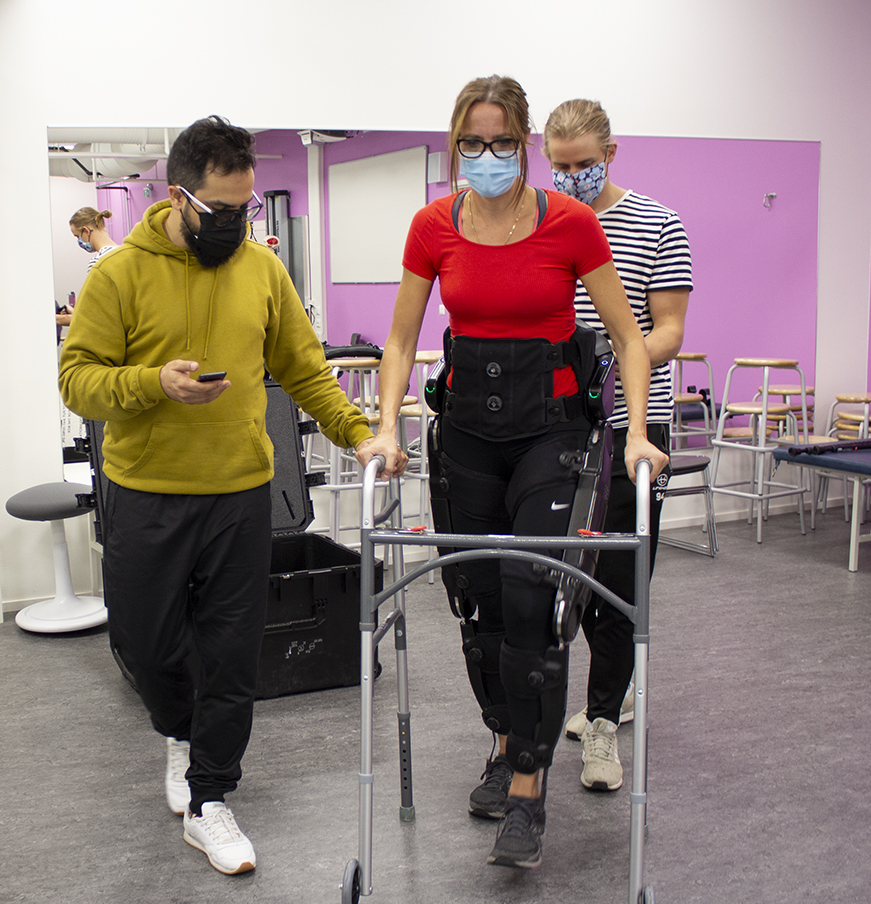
[197,371,227,382]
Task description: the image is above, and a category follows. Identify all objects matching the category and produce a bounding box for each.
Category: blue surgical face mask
[77,236,94,253]
[552,161,607,205]
[460,152,520,199]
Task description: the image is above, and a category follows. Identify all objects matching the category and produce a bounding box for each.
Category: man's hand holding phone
[159,360,230,404]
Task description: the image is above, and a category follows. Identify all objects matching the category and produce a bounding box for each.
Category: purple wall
[96,130,825,407]
[97,161,169,245]
[319,131,822,407]
[322,131,453,353]
[528,134,821,406]
[249,130,310,218]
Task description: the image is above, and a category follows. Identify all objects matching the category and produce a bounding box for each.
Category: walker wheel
[341,859,361,904]
[639,886,655,904]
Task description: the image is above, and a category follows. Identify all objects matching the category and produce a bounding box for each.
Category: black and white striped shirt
[574,190,693,428]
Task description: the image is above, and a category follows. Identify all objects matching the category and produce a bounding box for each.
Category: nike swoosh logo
[551,502,571,511]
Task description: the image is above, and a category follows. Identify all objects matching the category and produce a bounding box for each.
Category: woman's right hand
[355,434,409,478]
[623,431,670,483]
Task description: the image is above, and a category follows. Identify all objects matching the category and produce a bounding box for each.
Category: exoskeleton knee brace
[500,642,569,774]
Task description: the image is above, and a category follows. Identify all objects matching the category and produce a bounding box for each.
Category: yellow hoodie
[59,200,373,494]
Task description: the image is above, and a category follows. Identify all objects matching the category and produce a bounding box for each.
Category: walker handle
[635,459,651,536]
[362,456,400,528]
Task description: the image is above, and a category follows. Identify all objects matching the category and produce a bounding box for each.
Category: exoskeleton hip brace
[440,326,613,440]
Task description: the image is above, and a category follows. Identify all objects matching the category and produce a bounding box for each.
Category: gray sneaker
[487,796,546,869]
[580,717,623,791]
[469,754,514,819]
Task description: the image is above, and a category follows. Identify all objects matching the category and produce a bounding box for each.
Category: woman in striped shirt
[544,98,693,794]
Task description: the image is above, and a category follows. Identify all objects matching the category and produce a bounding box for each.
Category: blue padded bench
[773,440,871,571]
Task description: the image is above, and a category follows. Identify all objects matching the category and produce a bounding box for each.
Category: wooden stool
[822,393,871,518]
[825,393,871,440]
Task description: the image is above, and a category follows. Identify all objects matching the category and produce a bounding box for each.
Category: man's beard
[179,209,240,269]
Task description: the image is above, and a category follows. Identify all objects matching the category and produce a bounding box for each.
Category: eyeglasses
[456,138,520,159]
[177,185,264,226]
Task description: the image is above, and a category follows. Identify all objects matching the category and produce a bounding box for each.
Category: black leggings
[439,416,591,743]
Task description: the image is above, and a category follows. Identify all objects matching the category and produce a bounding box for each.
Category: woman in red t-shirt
[358,75,668,871]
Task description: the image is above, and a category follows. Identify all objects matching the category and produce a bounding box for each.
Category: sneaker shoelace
[499,797,541,838]
[197,806,244,845]
[479,757,513,789]
[587,728,618,761]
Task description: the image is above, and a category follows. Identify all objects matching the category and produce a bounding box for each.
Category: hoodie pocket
[124,420,272,486]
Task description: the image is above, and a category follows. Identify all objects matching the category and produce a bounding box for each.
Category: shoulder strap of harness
[451,187,548,230]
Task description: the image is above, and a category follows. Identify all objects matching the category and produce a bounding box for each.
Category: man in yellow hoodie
[59,116,400,875]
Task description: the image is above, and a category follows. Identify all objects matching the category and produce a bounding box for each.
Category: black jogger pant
[581,424,668,725]
[103,481,272,812]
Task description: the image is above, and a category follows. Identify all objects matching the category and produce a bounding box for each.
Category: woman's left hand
[623,432,670,483]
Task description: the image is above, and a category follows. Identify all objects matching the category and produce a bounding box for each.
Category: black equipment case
[82,379,382,700]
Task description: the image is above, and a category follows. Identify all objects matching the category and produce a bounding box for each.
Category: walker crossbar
[343,458,653,904]
[369,544,641,624]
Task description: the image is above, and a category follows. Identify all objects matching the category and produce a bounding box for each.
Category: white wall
[2,0,870,612]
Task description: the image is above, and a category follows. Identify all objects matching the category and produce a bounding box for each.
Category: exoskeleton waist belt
[443,335,584,440]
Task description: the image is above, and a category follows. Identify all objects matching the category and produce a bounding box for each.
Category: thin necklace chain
[467,191,526,245]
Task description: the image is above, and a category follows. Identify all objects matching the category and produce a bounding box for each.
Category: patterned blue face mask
[77,236,94,253]
[552,161,607,205]
[460,152,521,199]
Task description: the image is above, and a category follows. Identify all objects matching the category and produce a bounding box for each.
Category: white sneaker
[183,802,256,874]
[580,717,622,791]
[165,737,190,816]
[565,681,635,741]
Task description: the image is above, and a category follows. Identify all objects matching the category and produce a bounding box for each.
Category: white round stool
[6,482,107,633]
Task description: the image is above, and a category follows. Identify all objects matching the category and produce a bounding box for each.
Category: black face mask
[180,207,246,268]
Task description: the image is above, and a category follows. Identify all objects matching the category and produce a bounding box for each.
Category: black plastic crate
[256,533,383,699]
[86,379,379,701]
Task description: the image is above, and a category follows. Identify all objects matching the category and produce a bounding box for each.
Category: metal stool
[659,454,718,556]
[711,357,809,543]
[671,352,718,449]
[6,482,107,633]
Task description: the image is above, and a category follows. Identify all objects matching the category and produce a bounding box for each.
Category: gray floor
[2,509,870,904]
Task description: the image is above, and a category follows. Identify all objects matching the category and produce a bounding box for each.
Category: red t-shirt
[402,190,612,397]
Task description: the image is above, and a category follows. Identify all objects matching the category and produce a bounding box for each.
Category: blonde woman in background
[58,207,120,331]
[543,98,693,793]
[70,206,118,271]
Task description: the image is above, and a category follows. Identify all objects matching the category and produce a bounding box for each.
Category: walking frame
[342,457,655,904]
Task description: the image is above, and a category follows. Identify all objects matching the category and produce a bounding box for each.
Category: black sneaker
[487,795,546,869]
[468,754,514,819]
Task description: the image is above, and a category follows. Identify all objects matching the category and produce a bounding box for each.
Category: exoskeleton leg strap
[500,642,569,773]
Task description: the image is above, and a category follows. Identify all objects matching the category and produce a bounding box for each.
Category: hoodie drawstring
[182,254,218,361]
[203,270,218,360]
